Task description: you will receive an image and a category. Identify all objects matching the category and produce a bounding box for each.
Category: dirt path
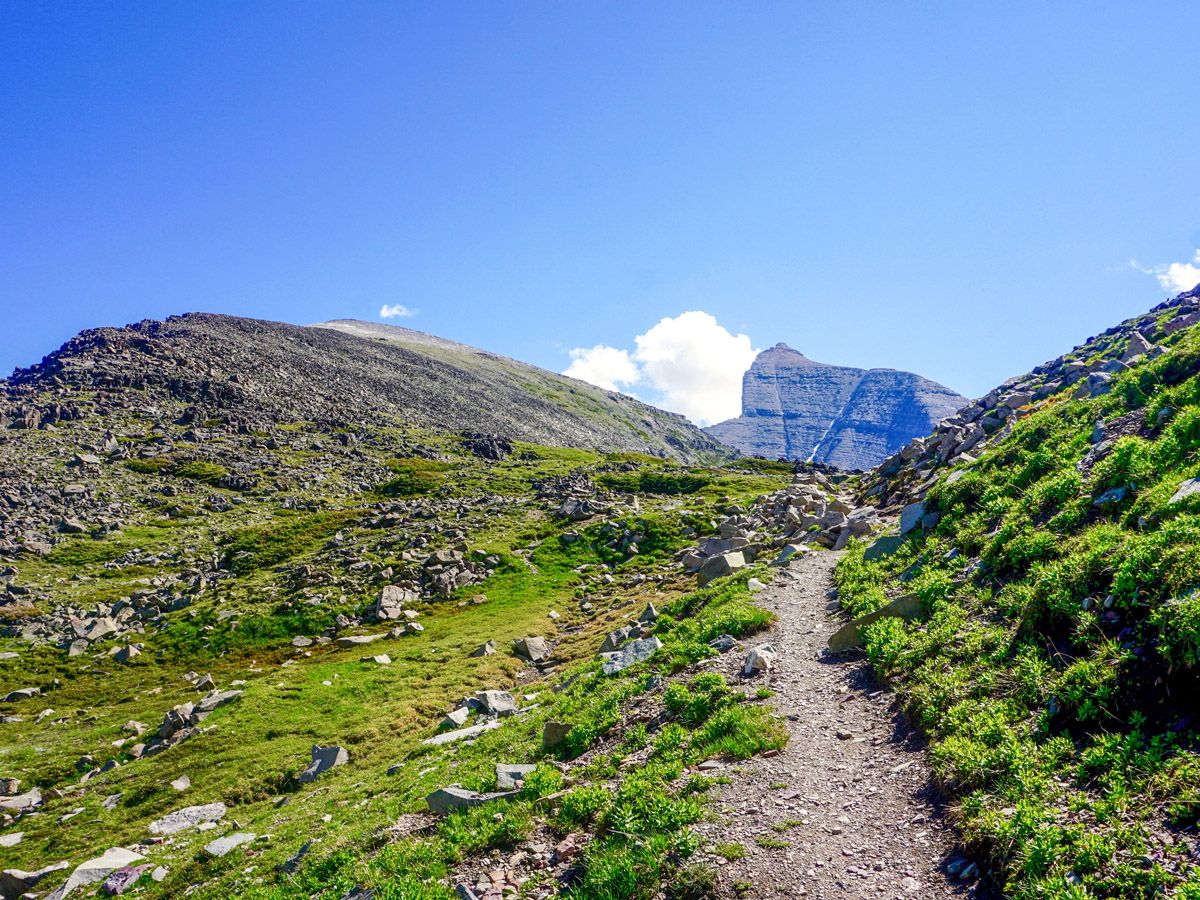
[693,551,991,900]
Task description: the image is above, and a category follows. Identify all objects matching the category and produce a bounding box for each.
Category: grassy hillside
[835,317,1200,897]
[0,367,791,899]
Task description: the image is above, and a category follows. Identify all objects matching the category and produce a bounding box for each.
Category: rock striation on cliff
[705,343,966,469]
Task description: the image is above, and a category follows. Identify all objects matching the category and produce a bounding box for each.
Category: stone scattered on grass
[296,745,348,783]
[204,832,257,858]
[542,720,572,751]
[148,802,226,836]
[600,636,662,675]
[495,763,536,790]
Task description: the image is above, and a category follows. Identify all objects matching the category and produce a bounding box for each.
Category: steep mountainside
[834,286,1200,897]
[705,343,965,469]
[4,313,727,462]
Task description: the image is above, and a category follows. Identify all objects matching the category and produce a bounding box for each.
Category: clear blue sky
[3,1,1198,404]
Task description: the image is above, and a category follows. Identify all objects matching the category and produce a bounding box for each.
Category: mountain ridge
[705,342,966,469]
[3,312,728,463]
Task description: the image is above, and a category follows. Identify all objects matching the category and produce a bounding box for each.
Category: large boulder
[827,594,925,654]
[512,636,551,663]
[600,636,662,675]
[697,551,745,587]
[471,690,518,717]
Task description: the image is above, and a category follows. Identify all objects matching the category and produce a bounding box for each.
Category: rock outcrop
[706,344,966,469]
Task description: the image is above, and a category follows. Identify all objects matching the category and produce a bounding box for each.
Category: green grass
[836,324,1200,899]
[220,509,361,574]
[0,417,790,900]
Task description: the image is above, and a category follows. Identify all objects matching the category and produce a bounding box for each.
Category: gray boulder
[697,551,745,586]
[600,636,662,675]
[296,745,348,783]
[495,763,536,790]
[148,802,226,836]
[471,690,518,717]
[425,785,518,814]
[743,644,776,676]
[898,502,926,535]
[512,636,551,663]
[541,720,572,751]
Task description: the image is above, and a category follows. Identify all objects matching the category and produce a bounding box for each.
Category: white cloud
[379,304,417,319]
[564,311,759,426]
[1131,250,1200,294]
[564,344,639,392]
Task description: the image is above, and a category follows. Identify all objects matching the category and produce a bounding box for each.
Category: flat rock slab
[148,802,226,836]
[425,786,519,814]
[44,846,144,900]
[335,634,385,648]
[204,832,256,858]
[422,721,501,746]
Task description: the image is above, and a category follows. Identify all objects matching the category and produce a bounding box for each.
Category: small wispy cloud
[1131,249,1200,294]
[379,304,417,319]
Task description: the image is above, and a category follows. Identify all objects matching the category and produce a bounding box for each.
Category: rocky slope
[0,308,865,900]
[4,313,728,463]
[706,344,965,470]
[858,285,1200,514]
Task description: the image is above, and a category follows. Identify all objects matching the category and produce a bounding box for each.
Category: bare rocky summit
[3,313,727,462]
[706,343,966,470]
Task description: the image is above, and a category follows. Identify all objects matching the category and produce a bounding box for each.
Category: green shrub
[377,458,454,497]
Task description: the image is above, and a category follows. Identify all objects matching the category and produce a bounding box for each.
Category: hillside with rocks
[0,312,916,900]
[4,313,727,463]
[7,289,1200,900]
[706,343,966,470]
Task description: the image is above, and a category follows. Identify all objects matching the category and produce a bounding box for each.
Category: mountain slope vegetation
[0,315,812,899]
[836,287,1200,898]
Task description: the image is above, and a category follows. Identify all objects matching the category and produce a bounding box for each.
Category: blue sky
[2,2,1198,423]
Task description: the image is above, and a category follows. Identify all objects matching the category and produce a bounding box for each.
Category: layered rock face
[706,344,966,469]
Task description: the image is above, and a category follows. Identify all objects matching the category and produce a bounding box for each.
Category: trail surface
[694,551,991,900]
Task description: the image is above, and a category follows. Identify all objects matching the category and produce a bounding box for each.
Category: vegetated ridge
[835,285,1200,897]
[706,343,966,470]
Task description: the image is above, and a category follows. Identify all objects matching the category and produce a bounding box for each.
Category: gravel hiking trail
[693,551,994,900]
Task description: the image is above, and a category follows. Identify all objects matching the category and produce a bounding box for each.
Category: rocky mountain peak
[706,347,966,470]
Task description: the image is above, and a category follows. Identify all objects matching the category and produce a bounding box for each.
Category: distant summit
[705,344,966,469]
